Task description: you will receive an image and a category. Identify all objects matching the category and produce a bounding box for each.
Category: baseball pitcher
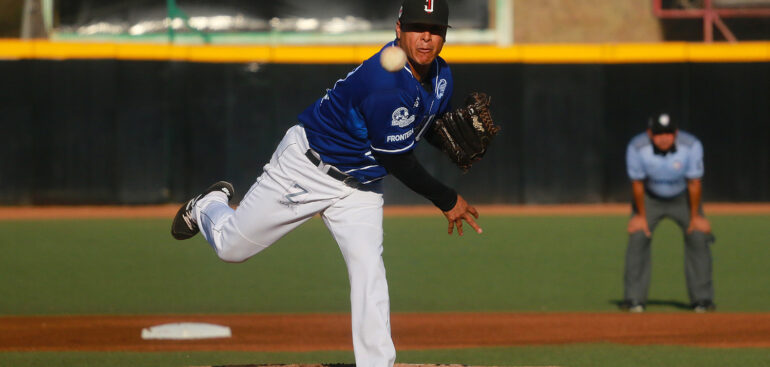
[170,1,498,366]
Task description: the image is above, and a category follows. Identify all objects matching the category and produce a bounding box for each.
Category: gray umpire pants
[623,191,715,304]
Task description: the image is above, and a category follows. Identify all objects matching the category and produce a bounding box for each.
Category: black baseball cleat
[171,181,234,240]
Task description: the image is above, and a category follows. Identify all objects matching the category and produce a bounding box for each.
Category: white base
[141,322,232,340]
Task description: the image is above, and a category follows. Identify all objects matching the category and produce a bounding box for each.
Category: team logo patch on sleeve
[392,107,416,127]
[436,79,447,99]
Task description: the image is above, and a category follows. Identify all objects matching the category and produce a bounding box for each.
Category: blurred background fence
[0,0,768,205]
[1,56,767,205]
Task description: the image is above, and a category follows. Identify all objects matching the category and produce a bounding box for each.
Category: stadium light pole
[496,0,514,46]
[42,0,53,33]
[21,0,47,39]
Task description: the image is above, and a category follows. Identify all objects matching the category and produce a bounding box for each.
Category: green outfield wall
[1,42,768,204]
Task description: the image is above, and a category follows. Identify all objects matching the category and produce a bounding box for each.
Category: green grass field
[1,214,769,366]
[3,346,770,367]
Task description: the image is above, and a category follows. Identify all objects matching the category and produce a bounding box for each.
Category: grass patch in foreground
[1,215,768,314]
[1,345,768,367]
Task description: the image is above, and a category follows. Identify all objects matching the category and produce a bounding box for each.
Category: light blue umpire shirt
[626,130,704,199]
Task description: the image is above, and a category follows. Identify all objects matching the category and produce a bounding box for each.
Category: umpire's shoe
[171,181,234,240]
[692,300,716,313]
[619,299,645,313]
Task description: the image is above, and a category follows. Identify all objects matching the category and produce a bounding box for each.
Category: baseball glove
[427,92,500,172]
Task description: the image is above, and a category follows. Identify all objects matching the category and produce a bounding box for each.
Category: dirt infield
[1,203,769,220]
[1,312,769,352]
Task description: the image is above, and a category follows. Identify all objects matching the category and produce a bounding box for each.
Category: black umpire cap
[399,0,450,27]
[648,112,678,134]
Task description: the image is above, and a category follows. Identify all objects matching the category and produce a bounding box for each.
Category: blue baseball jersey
[626,130,704,198]
[298,41,453,184]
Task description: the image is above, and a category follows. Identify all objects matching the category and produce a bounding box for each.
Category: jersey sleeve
[626,142,646,180]
[685,139,705,179]
[360,90,418,154]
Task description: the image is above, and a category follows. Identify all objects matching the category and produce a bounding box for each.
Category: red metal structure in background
[653,0,770,42]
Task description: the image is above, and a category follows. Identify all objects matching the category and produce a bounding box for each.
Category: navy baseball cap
[648,113,678,134]
[399,0,450,27]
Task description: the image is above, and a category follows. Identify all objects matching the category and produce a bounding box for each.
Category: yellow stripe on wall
[1,40,769,64]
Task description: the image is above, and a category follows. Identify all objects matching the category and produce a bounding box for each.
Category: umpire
[621,113,716,313]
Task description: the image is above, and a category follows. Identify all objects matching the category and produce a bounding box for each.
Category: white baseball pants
[193,125,395,367]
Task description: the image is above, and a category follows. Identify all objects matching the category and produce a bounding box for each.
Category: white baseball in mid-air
[380,46,407,72]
